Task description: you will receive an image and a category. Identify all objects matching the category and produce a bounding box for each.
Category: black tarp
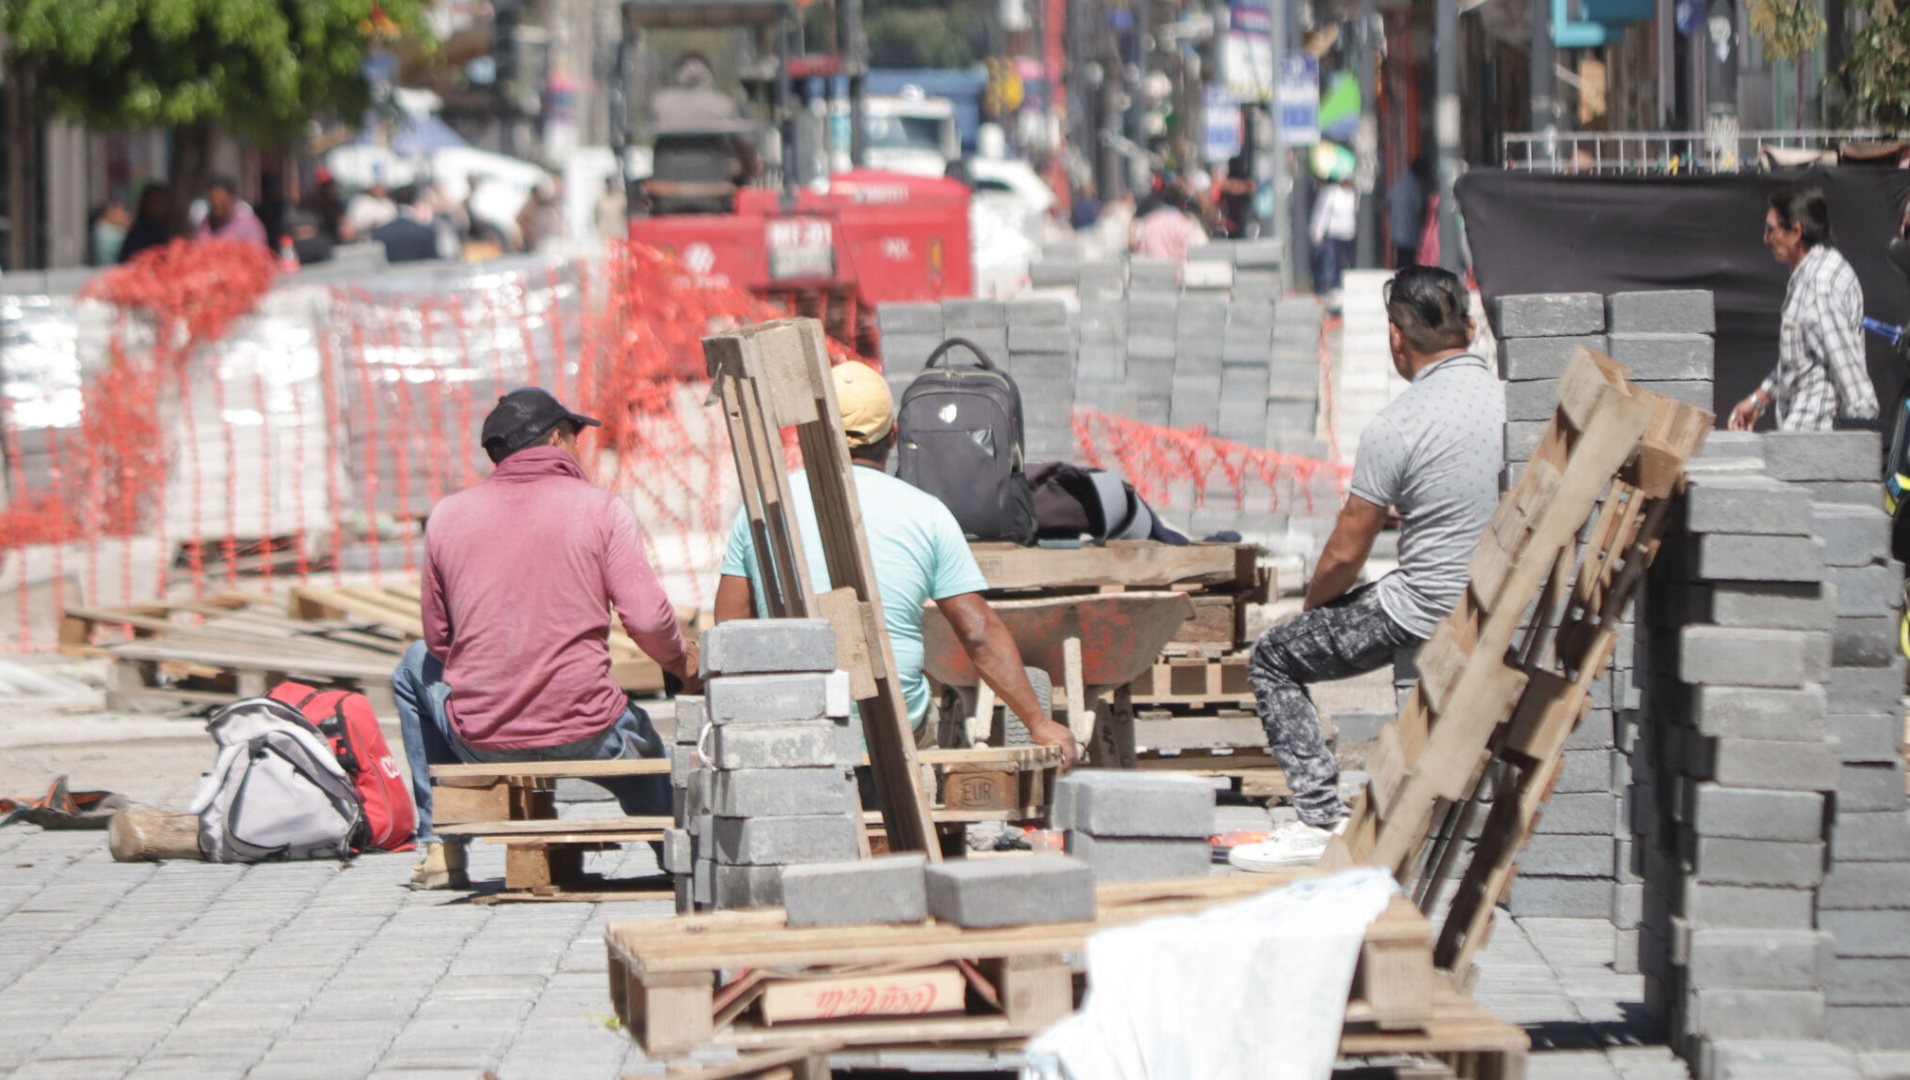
[1456,168,1910,421]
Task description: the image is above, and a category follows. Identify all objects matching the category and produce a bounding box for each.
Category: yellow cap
[831,360,895,448]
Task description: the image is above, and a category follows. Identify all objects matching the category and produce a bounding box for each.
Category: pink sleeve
[422,542,452,657]
[603,501,689,674]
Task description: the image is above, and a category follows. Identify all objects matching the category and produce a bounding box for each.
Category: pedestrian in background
[1386,158,1430,269]
[194,176,268,247]
[1310,175,1357,314]
[1729,185,1878,432]
[117,183,174,263]
[1130,185,1208,263]
[88,201,130,266]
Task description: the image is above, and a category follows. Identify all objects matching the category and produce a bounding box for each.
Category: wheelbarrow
[920,590,1195,767]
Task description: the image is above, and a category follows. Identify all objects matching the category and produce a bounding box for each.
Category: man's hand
[1728,393,1765,432]
[675,641,704,695]
[1024,716,1080,769]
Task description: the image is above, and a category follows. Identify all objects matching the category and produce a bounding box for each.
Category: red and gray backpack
[268,682,417,852]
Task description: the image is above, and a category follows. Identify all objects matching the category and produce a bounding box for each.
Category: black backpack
[896,338,1038,545]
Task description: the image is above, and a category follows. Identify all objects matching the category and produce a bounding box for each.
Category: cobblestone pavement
[0,656,1705,1080]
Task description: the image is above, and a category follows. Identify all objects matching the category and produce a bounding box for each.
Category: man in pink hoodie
[395,388,701,888]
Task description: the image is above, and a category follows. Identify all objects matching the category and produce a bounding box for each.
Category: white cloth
[1310,184,1358,245]
[1022,868,1399,1080]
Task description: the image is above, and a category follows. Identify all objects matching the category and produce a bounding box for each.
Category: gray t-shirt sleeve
[1348,417,1408,510]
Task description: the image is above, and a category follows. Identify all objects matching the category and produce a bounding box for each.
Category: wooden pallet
[66,593,412,713]
[1326,349,1709,986]
[604,876,1525,1077]
[705,318,936,857]
[287,582,689,695]
[429,747,1060,902]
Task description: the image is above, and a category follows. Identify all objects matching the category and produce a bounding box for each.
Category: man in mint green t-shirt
[714,361,1077,765]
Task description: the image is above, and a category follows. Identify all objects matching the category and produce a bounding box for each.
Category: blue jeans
[393,642,671,843]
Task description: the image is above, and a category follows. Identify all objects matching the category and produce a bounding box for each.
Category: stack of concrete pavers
[666,619,860,913]
[1053,772,1216,883]
[1605,290,1716,414]
[873,269,1325,554]
[941,299,1010,377]
[1125,286,1179,428]
[1766,431,1910,1049]
[1489,291,1719,929]
[875,302,945,402]
[1628,447,1847,1068]
[1497,292,1608,487]
[1005,298,1076,462]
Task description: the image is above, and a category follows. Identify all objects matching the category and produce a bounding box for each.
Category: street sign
[1204,86,1244,163]
[1279,53,1320,147]
[1223,0,1275,102]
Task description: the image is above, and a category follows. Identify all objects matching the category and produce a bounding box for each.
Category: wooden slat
[706,318,936,858]
[966,542,1256,592]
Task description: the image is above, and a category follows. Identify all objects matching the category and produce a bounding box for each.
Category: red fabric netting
[0,240,277,548]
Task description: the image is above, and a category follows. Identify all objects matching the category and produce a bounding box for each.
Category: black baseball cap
[481,388,601,462]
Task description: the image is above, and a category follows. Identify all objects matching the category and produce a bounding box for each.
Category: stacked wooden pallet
[605,876,1527,1078]
[1328,349,1711,985]
[64,582,693,714]
[61,593,410,713]
[427,746,1061,903]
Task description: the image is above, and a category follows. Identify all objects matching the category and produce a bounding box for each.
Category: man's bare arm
[714,575,755,624]
[1305,495,1389,611]
[935,592,1079,767]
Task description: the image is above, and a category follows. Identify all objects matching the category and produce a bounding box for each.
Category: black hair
[1769,185,1832,250]
[1384,266,1472,354]
[206,175,239,196]
[849,428,895,465]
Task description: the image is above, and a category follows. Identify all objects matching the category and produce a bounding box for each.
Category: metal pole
[1354,0,1379,268]
[841,0,868,167]
[1128,0,1153,188]
[1269,0,1289,289]
[1531,0,1557,163]
[610,16,633,207]
[1436,0,1462,273]
[777,8,798,210]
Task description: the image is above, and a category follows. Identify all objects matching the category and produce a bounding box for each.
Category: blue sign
[1278,54,1320,147]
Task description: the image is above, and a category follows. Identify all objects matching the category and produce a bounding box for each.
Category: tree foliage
[864,0,983,69]
[1,0,428,139]
[1748,0,1826,62]
[1840,0,1910,127]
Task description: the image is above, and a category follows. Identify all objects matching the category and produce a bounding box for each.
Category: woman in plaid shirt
[1729,185,1880,433]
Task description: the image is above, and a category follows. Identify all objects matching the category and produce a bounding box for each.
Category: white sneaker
[1226,819,1348,873]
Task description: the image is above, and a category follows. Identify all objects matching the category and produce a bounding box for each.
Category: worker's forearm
[970,626,1046,727]
[1304,550,1364,611]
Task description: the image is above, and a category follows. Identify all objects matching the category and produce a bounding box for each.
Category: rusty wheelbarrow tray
[919,591,1195,691]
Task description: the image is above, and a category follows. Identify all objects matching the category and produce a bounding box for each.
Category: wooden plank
[984,954,1074,1027]
[436,816,673,838]
[666,1043,849,1080]
[431,759,673,780]
[1355,895,1438,1030]
[430,780,511,825]
[967,541,1255,592]
[812,586,880,699]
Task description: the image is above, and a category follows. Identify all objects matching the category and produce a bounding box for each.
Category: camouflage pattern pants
[1247,584,1422,827]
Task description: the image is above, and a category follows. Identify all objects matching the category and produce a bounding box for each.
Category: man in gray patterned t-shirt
[1231,266,1504,872]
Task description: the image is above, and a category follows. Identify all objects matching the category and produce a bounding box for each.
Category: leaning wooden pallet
[1327,349,1710,988]
[703,317,938,858]
[604,876,1526,1079]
